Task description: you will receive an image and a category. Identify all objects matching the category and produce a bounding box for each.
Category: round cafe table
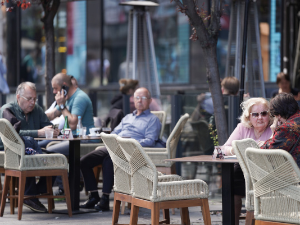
[166,155,238,225]
[36,136,101,213]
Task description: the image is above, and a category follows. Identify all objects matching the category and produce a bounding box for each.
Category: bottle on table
[63,116,70,138]
[76,116,83,137]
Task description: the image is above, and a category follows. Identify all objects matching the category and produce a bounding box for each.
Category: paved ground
[0,164,246,224]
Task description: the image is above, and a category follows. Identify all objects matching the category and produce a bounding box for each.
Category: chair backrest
[0,119,25,170]
[151,111,166,139]
[117,136,159,201]
[167,113,189,159]
[100,132,131,195]
[245,148,300,223]
[232,138,259,211]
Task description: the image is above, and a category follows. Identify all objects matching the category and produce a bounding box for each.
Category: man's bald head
[52,73,72,87]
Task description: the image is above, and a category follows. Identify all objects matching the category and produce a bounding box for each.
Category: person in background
[272,72,300,101]
[219,97,273,225]
[191,76,240,122]
[0,52,9,94]
[79,87,161,211]
[0,82,59,213]
[111,78,139,111]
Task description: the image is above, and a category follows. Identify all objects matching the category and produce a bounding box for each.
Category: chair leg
[130,204,140,225]
[201,198,211,225]
[112,196,121,225]
[151,202,160,225]
[10,176,16,214]
[61,170,72,217]
[46,176,54,213]
[120,201,125,214]
[180,207,190,225]
[245,210,255,225]
[18,174,26,220]
[163,209,170,224]
[0,174,11,217]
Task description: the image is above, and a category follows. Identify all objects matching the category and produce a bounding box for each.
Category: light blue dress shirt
[112,109,161,147]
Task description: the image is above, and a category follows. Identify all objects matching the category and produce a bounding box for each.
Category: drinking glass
[82,127,87,137]
[102,127,111,134]
[45,130,54,139]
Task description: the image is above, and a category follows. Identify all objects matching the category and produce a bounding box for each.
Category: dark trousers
[80,146,114,194]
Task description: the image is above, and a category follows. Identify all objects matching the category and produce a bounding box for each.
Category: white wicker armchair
[143,113,189,173]
[117,136,211,225]
[0,118,71,220]
[151,111,166,139]
[232,138,259,224]
[245,148,300,224]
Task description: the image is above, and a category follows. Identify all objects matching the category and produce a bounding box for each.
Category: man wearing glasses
[0,82,59,213]
[80,87,161,211]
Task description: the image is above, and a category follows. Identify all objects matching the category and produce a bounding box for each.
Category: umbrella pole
[239,0,251,113]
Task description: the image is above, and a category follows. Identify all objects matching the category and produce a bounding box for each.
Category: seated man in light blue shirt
[79,87,161,211]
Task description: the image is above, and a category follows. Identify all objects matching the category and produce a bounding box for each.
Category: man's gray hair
[16,82,36,96]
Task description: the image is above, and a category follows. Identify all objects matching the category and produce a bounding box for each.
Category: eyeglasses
[250,111,269,118]
[21,95,38,103]
[134,96,149,101]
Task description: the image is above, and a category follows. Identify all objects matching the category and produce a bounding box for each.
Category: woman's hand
[257,140,265,147]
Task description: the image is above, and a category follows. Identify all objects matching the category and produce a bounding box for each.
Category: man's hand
[55,89,67,106]
[53,128,60,137]
[38,125,54,137]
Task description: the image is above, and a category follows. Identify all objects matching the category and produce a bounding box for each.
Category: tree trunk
[41,0,60,108]
[203,46,228,145]
[43,20,55,108]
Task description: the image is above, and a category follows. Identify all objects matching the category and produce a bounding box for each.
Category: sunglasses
[250,111,269,118]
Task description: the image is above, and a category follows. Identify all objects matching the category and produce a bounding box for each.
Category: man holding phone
[46,72,95,154]
[45,73,95,195]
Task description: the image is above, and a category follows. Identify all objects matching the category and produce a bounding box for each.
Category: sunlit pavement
[0,163,246,224]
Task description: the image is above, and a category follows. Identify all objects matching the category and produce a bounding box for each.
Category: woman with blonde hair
[220,97,273,225]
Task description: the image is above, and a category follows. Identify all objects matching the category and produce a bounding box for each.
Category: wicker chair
[0,151,4,202]
[151,111,166,139]
[100,133,131,218]
[117,136,211,225]
[0,118,72,220]
[245,148,300,225]
[232,138,259,225]
[143,113,189,174]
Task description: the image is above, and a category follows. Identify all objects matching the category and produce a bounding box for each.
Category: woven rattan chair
[0,118,72,220]
[101,132,131,218]
[0,151,4,203]
[245,148,300,225]
[117,136,211,225]
[232,138,259,225]
[143,113,189,175]
[151,111,166,139]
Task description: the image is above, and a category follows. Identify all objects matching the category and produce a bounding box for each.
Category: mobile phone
[53,124,59,129]
[62,85,69,97]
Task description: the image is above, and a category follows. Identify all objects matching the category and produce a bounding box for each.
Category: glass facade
[3,0,288,92]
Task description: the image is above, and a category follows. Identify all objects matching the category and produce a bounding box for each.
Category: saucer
[88,134,101,137]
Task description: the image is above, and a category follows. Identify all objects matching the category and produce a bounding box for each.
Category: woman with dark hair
[272,72,300,100]
[261,93,300,163]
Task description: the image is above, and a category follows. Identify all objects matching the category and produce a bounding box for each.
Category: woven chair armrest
[80,143,104,148]
[143,147,167,153]
[22,154,68,170]
[46,141,62,149]
[0,151,4,167]
[156,179,209,200]
[158,174,182,182]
